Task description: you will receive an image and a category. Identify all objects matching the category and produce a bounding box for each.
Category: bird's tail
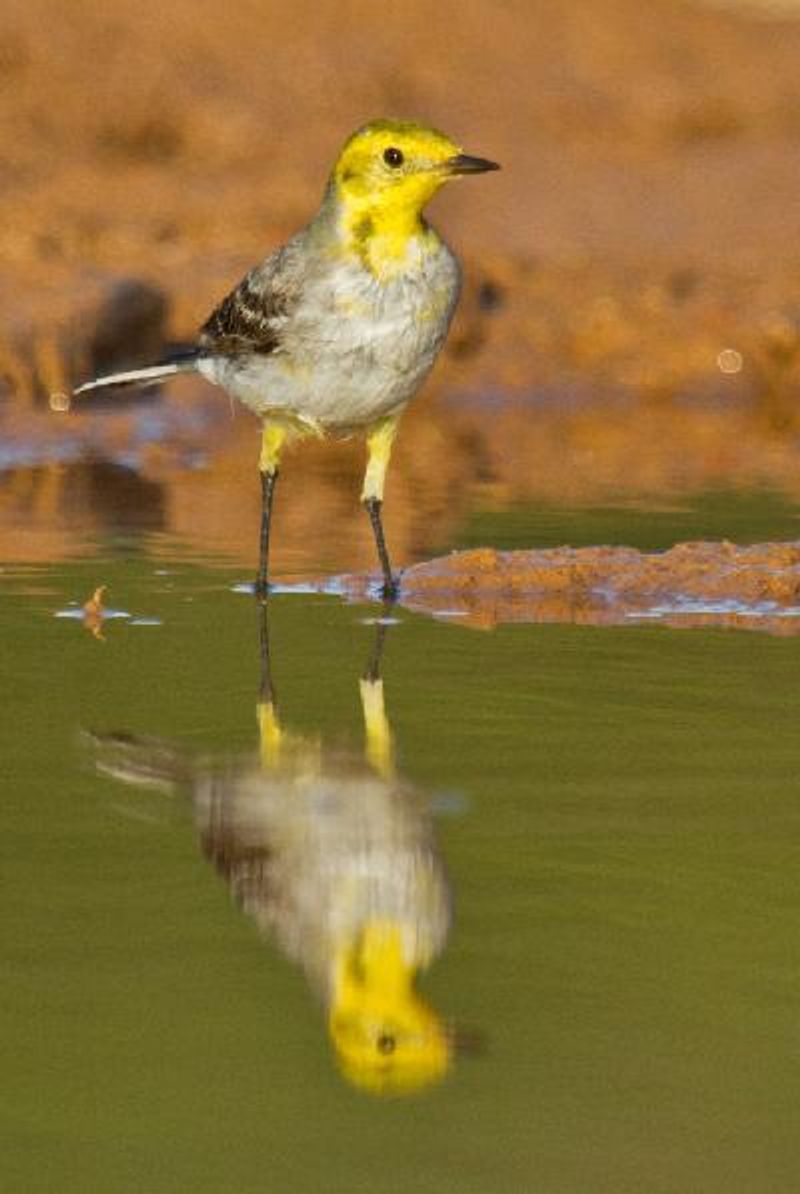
[85,730,191,792]
[71,350,201,398]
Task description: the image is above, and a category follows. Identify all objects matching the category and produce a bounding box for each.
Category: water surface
[3,529,800,1192]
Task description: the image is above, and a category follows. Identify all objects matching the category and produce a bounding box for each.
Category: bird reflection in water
[90,607,463,1096]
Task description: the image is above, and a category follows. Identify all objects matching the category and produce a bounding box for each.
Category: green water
[3,539,800,1193]
[455,488,800,552]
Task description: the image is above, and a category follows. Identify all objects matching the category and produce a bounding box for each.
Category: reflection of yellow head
[329,922,451,1096]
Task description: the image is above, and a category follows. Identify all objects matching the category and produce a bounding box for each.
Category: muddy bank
[340,541,800,634]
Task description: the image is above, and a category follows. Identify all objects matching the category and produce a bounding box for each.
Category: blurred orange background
[2,0,800,568]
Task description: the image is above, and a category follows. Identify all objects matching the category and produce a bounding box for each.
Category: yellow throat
[327,119,497,277]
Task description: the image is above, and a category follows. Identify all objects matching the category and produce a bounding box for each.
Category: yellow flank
[329,920,451,1095]
[359,676,394,779]
[275,356,312,383]
[361,413,401,502]
[332,295,370,319]
[333,121,461,277]
[417,291,452,325]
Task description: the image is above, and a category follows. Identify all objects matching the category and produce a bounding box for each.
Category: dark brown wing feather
[199,275,286,355]
[199,243,301,356]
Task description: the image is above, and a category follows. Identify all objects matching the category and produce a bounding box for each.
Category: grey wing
[199,238,305,356]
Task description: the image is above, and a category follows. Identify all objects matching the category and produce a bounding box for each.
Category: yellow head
[334,119,497,210]
[328,921,451,1096]
[328,119,499,272]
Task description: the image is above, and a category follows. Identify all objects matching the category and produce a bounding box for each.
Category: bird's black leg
[364,497,398,601]
[255,467,278,598]
[257,597,275,706]
[362,611,391,683]
[362,415,401,602]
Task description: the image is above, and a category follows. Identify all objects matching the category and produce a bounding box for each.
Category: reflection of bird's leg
[256,599,283,767]
[363,613,390,683]
[362,414,401,601]
[257,597,276,705]
[256,422,287,597]
[360,617,394,779]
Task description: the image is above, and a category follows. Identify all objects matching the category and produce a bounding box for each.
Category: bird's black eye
[383,147,404,168]
[376,1034,396,1054]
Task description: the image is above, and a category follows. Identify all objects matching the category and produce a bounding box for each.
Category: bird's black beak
[444,153,500,175]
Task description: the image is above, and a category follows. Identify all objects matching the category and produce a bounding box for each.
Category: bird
[89,612,460,1096]
[68,120,499,598]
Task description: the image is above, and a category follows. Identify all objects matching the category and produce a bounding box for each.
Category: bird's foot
[379,576,399,603]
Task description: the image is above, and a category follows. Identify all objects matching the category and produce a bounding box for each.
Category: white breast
[203,237,461,432]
